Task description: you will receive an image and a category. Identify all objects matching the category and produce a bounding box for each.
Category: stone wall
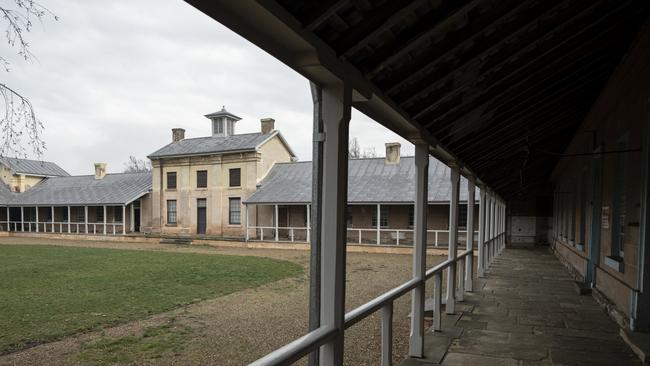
[550,18,650,327]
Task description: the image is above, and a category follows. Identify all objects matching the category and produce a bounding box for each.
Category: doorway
[133,200,141,232]
[278,206,289,228]
[197,198,207,235]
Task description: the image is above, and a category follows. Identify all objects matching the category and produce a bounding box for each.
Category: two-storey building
[145,107,296,237]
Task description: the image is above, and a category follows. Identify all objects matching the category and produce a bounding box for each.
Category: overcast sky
[2,0,414,175]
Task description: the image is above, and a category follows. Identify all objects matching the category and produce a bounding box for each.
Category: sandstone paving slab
[431,248,640,366]
[449,337,549,361]
[565,319,620,333]
[442,352,520,365]
[516,314,566,328]
[460,313,517,324]
[532,325,620,341]
[549,348,640,365]
[456,319,488,330]
[486,322,534,334]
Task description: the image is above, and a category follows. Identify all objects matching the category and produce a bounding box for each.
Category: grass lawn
[0,244,302,354]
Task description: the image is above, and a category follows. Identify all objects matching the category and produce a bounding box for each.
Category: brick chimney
[172,128,185,142]
[94,163,107,180]
[261,118,275,134]
[385,142,401,165]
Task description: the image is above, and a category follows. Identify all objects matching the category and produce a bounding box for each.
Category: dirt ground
[0,237,447,366]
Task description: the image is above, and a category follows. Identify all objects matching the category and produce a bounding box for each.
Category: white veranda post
[122,205,126,235]
[275,204,279,242]
[376,203,381,245]
[306,204,311,242]
[318,83,351,366]
[244,204,249,241]
[408,141,429,357]
[478,187,486,277]
[446,164,460,315]
[465,178,476,291]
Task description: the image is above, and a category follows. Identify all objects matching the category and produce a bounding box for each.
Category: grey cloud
[3,0,413,175]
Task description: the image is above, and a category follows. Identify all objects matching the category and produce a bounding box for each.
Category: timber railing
[6,221,126,235]
[247,225,479,247]
[248,232,506,366]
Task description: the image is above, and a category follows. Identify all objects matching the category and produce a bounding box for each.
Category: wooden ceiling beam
[401,0,591,115]
[441,51,610,151]
[304,0,350,31]
[461,73,606,164]
[366,0,485,77]
[385,0,544,97]
[338,0,426,58]
[468,108,586,172]
[419,1,633,127]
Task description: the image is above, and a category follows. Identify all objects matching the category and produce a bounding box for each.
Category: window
[167,172,177,189]
[167,200,177,224]
[96,207,104,222]
[62,208,68,222]
[229,168,241,187]
[458,204,468,229]
[371,206,388,228]
[408,206,414,228]
[197,170,207,188]
[214,119,223,135]
[229,198,241,225]
[611,136,628,258]
[114,207,123,222]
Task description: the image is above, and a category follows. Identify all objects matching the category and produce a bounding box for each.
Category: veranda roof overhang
[185,0,650,198]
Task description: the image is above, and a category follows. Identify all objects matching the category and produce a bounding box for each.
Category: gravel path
[0,237,446,365]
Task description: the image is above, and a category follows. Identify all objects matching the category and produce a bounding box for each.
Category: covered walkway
[185,1,650,365]
[422,248,639,365]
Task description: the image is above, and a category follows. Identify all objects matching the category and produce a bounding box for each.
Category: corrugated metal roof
[148,132,274,158]
[1,157,70,177]
[245,157,479,204]
[1,172,151,206]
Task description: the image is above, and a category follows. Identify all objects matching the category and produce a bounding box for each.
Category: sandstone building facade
[145,107,295,237]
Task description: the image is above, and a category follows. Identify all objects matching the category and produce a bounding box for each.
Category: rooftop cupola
[204,106,242,137]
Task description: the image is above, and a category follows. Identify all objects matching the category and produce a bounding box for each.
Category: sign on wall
[601,206,610,229]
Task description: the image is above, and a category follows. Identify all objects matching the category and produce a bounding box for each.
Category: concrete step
[160,237,192,245]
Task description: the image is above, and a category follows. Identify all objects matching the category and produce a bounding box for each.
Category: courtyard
[0,238,639,365]
[0,238,442,365]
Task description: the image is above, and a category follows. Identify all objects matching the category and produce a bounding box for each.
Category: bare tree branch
[348,137,378,159]
[123,156,152,173]
[0,83,44,158]
[0,0,57,158]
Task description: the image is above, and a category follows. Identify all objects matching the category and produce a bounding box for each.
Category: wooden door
[197,199,207,235]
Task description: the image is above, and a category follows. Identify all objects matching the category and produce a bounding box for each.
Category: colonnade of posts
[248,84,507,366]
[5,205,127,235]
